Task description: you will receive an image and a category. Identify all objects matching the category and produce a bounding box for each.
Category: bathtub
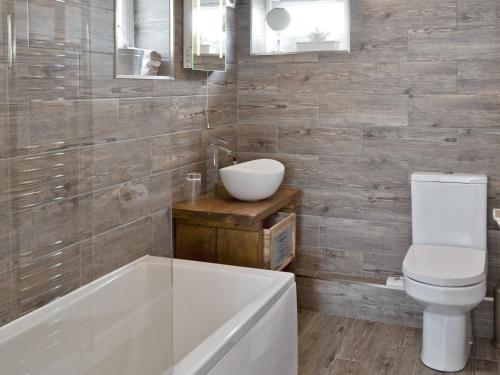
[0,256,297,375]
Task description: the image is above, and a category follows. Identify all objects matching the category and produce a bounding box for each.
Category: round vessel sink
[219,159,285,201]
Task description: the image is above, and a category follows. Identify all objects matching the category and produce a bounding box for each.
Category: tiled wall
[236,0,500,321]
[0,0,237,326]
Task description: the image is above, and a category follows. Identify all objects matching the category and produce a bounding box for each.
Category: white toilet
[402,172,488,372]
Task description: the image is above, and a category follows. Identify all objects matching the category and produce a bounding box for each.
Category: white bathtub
[0,256,298,375]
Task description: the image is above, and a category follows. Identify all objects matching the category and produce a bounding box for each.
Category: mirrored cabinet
[184,0,228,71]
[115,0,174,78]
[251,0,350,55]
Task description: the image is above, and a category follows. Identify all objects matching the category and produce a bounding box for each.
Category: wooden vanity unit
[172,187,301,270]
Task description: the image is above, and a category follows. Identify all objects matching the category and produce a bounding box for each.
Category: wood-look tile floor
[298,310,500,375]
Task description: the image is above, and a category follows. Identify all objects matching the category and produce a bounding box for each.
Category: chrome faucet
[208,137,236,185]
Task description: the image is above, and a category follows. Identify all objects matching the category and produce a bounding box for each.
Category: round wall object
[266,8,291,31]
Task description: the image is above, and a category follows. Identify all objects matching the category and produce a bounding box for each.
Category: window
[251,0,350,55]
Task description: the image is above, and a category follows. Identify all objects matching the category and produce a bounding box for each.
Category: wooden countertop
[173,187,301,226]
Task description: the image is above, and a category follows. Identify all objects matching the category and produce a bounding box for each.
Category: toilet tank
[411,172,488,250]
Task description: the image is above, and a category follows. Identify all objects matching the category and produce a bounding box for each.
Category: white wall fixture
[251,0,350,55]
[184,0,227,71]
[402,172,488,372]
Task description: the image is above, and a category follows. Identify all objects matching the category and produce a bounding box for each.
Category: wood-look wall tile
[296,277,359,318]
[362,253,404,278]
[0,159,9,216]
[92,172,170,236]
[319,20,406,63]
[207,95,236,128]
[296,215,320,246]
[80,138,152,191]
[238,63,278,93]
[457,0,500,28]
[30,99,119,152]
[400,62,457,95]
[28,0,113,53]
[0,102,30,158]
[277,63,402,95]
[458,129,500,162]
[238,123,277,153]
[363,127,458,161]
[152,209,172,257]
[11,47,79,101]
[294,245,364,277]
[458,62,500,94]
[92,186,120,235]
[9,150,81,212]
[0,217,14,323]
[0,269,16,325]
[472,299,494,324]
[31,194,93,255]
[92,217,153,279]
[0,65,6,102]
[362,0,456,30]
[207,68,237,95]
[318,157,409,191]
[238,94,318,122]
[170,96,207,131]
[278,126,362,156]
[17,241,82,316]
[320,217,411,255]
[487,230,500,267]
[170,76,207,97]
[408,27,500,62]
[171,130,203,169]
[152,134,173,173]
[0,215,11,273]
[0,0,28,56]
[119,173,171,223]
[119,97,172,139]
[409,95,500,128]
[79,52,154,98]
[319,95,408,127]
[299,187,411,223]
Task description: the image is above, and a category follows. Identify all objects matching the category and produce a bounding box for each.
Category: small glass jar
[185,172,202,204]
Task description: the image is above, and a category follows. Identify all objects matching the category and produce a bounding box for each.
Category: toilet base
[421,310,472,372]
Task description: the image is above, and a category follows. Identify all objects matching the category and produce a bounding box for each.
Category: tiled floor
[298,310,500,375]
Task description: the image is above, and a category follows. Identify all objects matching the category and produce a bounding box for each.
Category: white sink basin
[219,159,285,201]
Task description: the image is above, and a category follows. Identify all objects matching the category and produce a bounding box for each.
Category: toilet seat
[403,244,486,287]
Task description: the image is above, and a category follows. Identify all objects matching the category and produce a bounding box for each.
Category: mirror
[251,0,350,55]
[184,0,226,71]
[115,0,174,79]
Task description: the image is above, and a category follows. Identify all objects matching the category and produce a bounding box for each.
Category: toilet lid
[403,244,486,287]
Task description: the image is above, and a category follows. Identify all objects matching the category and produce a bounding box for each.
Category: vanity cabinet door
[216,228,264,268]
[175,223,217,262]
